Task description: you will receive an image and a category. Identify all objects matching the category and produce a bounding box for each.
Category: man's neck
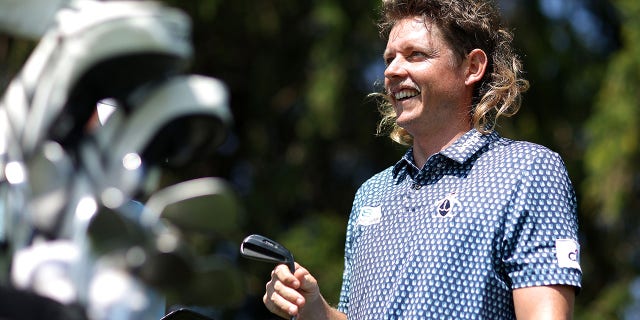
[411,127,470,169]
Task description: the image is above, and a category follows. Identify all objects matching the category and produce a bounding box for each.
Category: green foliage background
[1,0,639,319]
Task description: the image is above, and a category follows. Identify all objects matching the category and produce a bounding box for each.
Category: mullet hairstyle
[374,0,530,146]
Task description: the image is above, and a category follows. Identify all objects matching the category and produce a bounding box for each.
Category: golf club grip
[289,261,296,320]
[289,262,295,320]
[283,260,295,320]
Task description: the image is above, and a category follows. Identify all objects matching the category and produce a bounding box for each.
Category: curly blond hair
[375,0,530,145]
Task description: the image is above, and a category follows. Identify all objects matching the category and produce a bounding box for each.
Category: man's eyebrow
[383,43,433,56]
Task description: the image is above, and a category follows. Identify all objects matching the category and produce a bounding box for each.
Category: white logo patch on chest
[357,206,382,226]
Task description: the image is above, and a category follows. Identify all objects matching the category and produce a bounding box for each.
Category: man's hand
[264,263,346,320]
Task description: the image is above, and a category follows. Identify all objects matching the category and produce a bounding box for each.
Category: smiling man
[262,1,582,319]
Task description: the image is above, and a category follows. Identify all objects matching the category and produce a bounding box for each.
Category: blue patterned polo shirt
[337,129,582,319]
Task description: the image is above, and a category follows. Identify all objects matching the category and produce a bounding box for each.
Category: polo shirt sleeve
[501,148,582,290]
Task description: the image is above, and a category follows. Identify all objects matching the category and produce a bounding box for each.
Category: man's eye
[384,57,394,65]
[410,51,427,59]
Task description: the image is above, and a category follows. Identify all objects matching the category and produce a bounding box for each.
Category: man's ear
[464,48,488,86]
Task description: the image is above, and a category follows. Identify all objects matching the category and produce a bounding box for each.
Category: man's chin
[395,118,413,131]
[395,112,415,125]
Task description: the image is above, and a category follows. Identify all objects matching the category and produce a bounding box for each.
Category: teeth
[394,89,419,100]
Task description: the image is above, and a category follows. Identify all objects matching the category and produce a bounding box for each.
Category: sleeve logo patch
[556,238,582,271]
[357,206,382,226]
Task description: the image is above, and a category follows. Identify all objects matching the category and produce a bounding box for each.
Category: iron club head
[239,234,295,273]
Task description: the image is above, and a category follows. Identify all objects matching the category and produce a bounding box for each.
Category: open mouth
[394,89,420,101]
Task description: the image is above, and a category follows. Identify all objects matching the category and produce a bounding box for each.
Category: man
[263,0,582,319]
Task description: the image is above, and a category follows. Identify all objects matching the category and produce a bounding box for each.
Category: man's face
[383,17,470,137]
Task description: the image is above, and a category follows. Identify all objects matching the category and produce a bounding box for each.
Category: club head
[86,204,149,255]
[240,234,294,273]
[142,177,240,234]
[91,75,232,201]
[19,0,192,155]
[108,74,232,164]
[0,0,69,39]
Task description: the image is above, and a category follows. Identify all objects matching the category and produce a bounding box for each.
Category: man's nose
[384,57,406,79]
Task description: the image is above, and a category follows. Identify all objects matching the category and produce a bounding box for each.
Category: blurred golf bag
[0,1,242,319]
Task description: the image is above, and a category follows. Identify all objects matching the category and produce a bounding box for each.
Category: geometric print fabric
[337,129,582,319]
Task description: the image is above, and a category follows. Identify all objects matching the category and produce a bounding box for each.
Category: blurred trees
[578,0,640,318]
[1,0,638,319]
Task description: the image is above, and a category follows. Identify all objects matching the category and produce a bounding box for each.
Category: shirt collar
[392,129,499,180]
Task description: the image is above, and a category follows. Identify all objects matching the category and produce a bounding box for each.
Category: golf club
[240,234,295,273]
[240,234,296,319]
[19,0,192,155]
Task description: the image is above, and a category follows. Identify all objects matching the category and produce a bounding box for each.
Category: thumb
[296,270,320,297]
